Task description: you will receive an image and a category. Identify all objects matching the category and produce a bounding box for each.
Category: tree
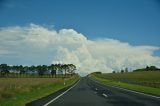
[71,64,76,76]
[121,69,124,73]
[37,65,47,76]
[125,67,128,73]
[0,63,77,78]
[24,66,29,77]
[146,66,150,71]
[19,65,25,75]
[37,65,44,76]
[0,64,9,77]
[150,66,157,71]
[57,64,63,76]
[50,64,56,77]
[15,65,23,77]
[28,65,36,76]
[112,71,116,73]
[68,64,76,76]
[62,64,68,77]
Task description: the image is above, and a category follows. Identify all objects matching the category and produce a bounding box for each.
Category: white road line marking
[92,79,160,99]
[43,79,81,106]
[113,86,160,99]
[102,93,108,97]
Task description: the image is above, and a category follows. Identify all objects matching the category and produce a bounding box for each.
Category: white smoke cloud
[0,23,160,74]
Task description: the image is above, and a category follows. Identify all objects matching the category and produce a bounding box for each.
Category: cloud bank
[0,24,160,74]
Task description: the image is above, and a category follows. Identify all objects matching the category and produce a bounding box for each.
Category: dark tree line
[133,66,160,72]
[112,67,129,73]
[0,64,76,78]
[112,66,160,73]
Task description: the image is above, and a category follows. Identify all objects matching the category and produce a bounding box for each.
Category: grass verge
[89,74,160,96]
[0,75,79,106]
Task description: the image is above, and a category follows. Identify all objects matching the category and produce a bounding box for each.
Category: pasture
[0,76,79,106]
[95,71,160,88]
[90,71,160,96]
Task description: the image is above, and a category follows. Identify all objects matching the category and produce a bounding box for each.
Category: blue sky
[0,0,160,71]
[1,0,160,46]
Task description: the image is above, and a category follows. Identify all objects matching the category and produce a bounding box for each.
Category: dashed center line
[102,93,108,98]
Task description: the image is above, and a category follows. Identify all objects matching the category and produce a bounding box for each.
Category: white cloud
[0,24,160,74]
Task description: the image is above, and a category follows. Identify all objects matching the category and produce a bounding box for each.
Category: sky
[0,0,160,74]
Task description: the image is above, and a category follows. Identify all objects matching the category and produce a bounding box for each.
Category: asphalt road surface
[27,77,160,106]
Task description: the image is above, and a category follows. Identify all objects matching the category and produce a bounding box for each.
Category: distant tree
[125,68,128,73]
[62,64,68,77]
[146,66,150,71]
[50,64,56,77]
[37,65,46,76]
[112,71,116,73]
[23,66,29,77]
[150,66,157,71]
[0,63,77,78]
[68,64,76,76]
[92,72,102,74]
[121,69,124,73]
[133,65,160,72]
[28,65,37,76]
[0,64,9,77]
[19,65,25,75]
[51,69,56,77]
[71,64,76,76]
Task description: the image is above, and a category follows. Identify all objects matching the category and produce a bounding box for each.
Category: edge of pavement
[26,78,80,106]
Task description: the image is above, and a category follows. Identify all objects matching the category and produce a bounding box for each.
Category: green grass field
[0,75,79,106]
[90,71,160,96]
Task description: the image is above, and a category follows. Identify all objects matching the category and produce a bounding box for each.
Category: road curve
[27,77,160,106]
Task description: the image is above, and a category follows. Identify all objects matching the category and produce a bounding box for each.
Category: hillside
[94,71,160,88]
[90,71,160,96]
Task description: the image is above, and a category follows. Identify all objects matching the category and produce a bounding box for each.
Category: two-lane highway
[27,77,160,106]
[47,78,107,106]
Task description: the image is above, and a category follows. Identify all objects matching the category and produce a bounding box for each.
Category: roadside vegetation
[89,66,160,96]
[0,75,79,106]
[0,63,76,78]
[0,63,79,106]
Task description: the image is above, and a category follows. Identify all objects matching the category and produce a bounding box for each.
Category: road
[27,77,160,106]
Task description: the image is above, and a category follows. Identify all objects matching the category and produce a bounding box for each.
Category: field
[90,71,160,96]
[0,75,79,106]
[95,71,160,88]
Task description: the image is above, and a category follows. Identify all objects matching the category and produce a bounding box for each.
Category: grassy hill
[90,71,160,96]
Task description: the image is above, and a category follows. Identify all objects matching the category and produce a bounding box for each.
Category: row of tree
[112,67,129,73]
[0,64,76,77]
[133,66,160,72]
[112,66,160,73]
